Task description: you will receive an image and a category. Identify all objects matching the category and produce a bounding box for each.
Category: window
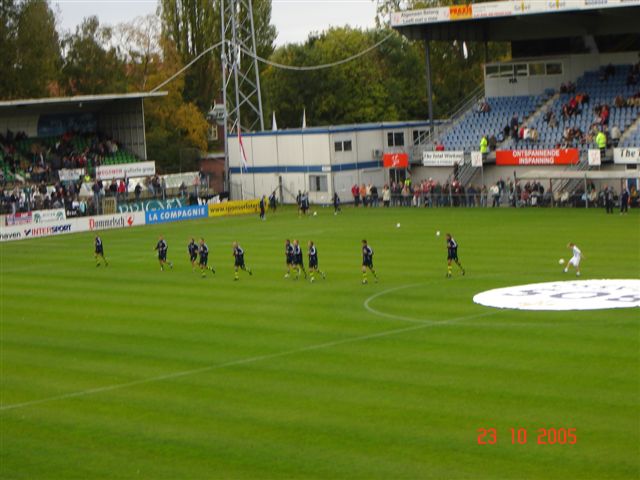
[309,175,328,192]
[387,132,404,147]
[334,140,352,152]
[515,64,528,77]
[499,64,514,78]
[208,124,218,141]
[529,63,545,76]
[485,65,499,78]
[413,130,428,145]
[546,63,562,75]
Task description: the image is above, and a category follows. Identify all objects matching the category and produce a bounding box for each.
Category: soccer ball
[313,211,317,216]
[558,258,565,265]
[436,231,441,236]
[396,223,401,228]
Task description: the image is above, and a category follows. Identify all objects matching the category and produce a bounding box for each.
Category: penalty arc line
[0,310,497,413]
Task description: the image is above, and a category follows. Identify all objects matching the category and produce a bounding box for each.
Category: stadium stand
[0,130,139,183]
[500,64,640,152]
[439,95,545,152]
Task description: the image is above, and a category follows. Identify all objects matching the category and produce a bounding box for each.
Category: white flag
[302,108,306,129]
[272,111,278,131]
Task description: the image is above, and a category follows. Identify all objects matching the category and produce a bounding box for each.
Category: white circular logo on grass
[473,279,640,311]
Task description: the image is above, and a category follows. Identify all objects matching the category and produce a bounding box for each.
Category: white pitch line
[0,310,497,413]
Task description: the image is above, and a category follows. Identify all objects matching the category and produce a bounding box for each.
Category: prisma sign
[473,280,640,311]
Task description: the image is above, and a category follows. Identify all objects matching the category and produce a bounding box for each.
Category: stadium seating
[440,95,544,152]
[0,131,139,183]
[501,64,640,152]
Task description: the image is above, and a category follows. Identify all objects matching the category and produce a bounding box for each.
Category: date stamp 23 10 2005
[477,427,577,446]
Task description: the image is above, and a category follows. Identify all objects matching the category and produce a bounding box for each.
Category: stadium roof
[392,0,640,42]
[0,92,168,110]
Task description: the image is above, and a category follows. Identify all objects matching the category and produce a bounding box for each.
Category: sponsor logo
[4,212,32,226]
[383,153,409,168]
[117,198,186,213]
[0,231,22,241]
[449,4,472,19]
[613,147,640,164]
[23,224,72,238]
[208,199,261,218]
[423,151,464,167]
[146,206,208,224]
[33,209,65,224]
[88,215,138,230]
[496,149,579,165]
[473,279,640,311]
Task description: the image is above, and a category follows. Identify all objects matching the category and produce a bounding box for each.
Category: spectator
[382,185,391,207]
[480,135,488,158]
[610,125,621,147]
[135,183,142,201]
[595,129,607,157]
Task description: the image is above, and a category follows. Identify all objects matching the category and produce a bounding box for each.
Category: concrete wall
[485,51,640,97]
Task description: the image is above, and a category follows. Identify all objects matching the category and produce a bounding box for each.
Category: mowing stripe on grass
[0,310,497,412]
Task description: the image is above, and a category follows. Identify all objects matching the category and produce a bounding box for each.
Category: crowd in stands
[0,129,135,184]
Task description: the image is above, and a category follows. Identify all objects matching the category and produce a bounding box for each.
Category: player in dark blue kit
[445,233,465,278]
[361,239,377,284]
[292,239,307,280]
[94,236,108,267]
[232,241,252,280]
[307,240,325,282]
[188,238,198,271]
[284,239,294,278]
[155,235,173,271]
[198,238,215,277]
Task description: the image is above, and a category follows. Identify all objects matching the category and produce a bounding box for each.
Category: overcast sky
[53,0,379,45]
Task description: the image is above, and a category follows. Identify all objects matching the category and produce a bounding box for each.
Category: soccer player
[259,195,266,221]
[94,236,108,267]
[188,238,198,271]
[198,238,215,277]
[284,239,294,278]
[155,235,173,271]
[361,239,377,284]
[333,192,341,215]
[232,241,252,280]
[445,233,465,278]
[292,239,307,280]
[308,240,325,282]
[564,242,583,276]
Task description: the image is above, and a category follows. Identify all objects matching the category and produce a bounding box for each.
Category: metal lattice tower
[220,0,264,132]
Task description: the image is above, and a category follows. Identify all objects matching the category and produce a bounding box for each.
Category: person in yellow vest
[480,135,488,159]
[595,129,607,157]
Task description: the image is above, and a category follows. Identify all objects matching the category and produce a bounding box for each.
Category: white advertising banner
[588,149,601,166]
[613,148,640,164]
[423,151,464,167]
[95,161,156,180]
[0,212,147,242]
[470,151,484,167]
[32,209,66,224]
[80,211,146,232]
[58,168,85,181]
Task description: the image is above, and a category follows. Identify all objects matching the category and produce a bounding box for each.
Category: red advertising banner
[383,152,409,168]
[496,149,579,166]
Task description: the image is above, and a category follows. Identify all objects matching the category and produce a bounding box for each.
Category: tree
[0,0,61,99]
[61,16,127,95]
[159,0,276,114]
[113,15,163,91]
[262,27,428,128]
[375,0,510,117]
[0,0,19,99]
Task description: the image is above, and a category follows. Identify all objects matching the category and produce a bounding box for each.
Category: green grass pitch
[1,207,638,479]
